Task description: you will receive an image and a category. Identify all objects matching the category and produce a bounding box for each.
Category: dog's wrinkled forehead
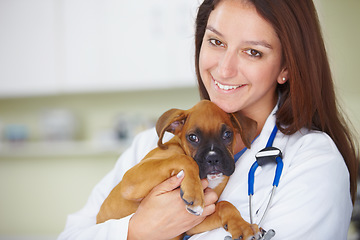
[185,101,232,131]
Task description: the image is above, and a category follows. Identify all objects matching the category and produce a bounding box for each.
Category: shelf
[0,140,127,158]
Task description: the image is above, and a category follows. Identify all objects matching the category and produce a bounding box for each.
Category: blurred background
[0,0,359,239]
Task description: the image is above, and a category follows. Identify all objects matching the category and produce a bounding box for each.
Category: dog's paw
[186,205,204,216]
[223,221,260,240]
[180,186,204,216]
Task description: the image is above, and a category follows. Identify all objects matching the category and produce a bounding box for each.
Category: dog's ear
[230,112,257,149]
[156,108,187,149]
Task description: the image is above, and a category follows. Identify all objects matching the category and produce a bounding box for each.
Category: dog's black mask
[187,124,236,179]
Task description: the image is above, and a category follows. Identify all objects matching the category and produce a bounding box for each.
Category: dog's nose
[205,151,220,166]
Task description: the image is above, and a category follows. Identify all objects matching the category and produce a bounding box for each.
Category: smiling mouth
[214,79,244,91]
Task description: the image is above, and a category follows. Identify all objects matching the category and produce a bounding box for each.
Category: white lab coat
[58,106,353,240]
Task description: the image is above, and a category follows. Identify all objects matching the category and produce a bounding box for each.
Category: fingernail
[177,170,184,178]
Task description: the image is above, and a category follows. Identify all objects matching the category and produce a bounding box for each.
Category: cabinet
[0,0,198,97]
[0,0,60,97]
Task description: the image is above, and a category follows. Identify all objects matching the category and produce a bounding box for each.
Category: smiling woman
[194,0,358,238]
[195,0,358,202]
[58,0,358,239]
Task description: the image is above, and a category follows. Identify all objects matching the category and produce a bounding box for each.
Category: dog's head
[155,100,257,179]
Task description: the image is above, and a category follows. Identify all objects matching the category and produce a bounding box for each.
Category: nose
[205,151,220,166]
[218,50,238,79]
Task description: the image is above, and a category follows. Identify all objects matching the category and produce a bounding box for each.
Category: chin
[209,98,241,113]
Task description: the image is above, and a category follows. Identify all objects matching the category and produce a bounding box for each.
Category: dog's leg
[120,154,205,215]
[97,154,205,223]
[186,201,260,239]
[96,191,139,224]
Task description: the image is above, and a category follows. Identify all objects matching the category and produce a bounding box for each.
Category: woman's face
[199,0,287,119]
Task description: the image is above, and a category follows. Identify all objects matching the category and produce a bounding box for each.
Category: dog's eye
[223,131,232,140]
[188,134,199,143]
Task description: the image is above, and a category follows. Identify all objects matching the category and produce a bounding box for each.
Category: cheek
[199,52,208,80]
[199,47,217,81]
[259,54,283,82]
[243,61,281,86]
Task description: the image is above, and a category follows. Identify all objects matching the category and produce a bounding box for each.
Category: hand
[127,171,218,240]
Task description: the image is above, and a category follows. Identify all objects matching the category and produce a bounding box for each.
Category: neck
[234,94,278,154]
[244,94,277,134]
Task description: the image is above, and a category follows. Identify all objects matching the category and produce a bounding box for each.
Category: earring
[282,77,286,82]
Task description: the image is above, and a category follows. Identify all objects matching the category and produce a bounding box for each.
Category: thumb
[152,170,184,195]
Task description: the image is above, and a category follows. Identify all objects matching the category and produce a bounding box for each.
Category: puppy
[97,100,260,239]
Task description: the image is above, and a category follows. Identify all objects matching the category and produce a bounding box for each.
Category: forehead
[208,0,280,47]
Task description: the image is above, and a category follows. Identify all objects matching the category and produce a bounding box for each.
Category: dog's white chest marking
[207,174,224,189]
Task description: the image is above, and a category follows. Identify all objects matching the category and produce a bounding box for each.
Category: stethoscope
[228,124,283,240]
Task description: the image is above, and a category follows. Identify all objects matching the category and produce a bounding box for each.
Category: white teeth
[215,80,241,90]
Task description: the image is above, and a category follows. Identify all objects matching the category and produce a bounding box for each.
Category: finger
[151,170,184,195]
[202,202,216,216]
[201,178,209,189]
[204,187,218,205]
[200,187,218,216]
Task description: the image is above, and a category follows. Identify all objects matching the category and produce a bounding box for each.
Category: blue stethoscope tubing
[248,124,284,228]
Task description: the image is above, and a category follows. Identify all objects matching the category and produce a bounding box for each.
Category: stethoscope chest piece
[260,228,276,240]
[223,228,275,240]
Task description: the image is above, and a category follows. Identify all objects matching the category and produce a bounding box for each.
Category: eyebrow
[244,40,273,49]
[206,26,223,37]
[205,26,273,49]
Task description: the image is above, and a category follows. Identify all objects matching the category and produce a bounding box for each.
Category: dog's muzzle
[196,146,235,179]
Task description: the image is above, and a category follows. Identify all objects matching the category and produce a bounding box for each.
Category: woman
[58,0,358,239]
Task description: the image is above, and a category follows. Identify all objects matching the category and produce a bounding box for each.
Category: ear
[155,108,187,149]
[230,112,257,149]
[277,67,289,84]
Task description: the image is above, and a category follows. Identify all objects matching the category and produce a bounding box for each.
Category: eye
[223,131,233,140]
[209,38,225,47]
[188,134,200,143]
[243,49,262,57]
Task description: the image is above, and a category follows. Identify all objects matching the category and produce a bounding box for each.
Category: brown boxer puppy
[97,100,260,240]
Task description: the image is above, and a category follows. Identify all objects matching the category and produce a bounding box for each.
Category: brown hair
[195,0,359,203]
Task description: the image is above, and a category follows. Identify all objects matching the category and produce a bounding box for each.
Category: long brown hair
[195,0,359,203]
